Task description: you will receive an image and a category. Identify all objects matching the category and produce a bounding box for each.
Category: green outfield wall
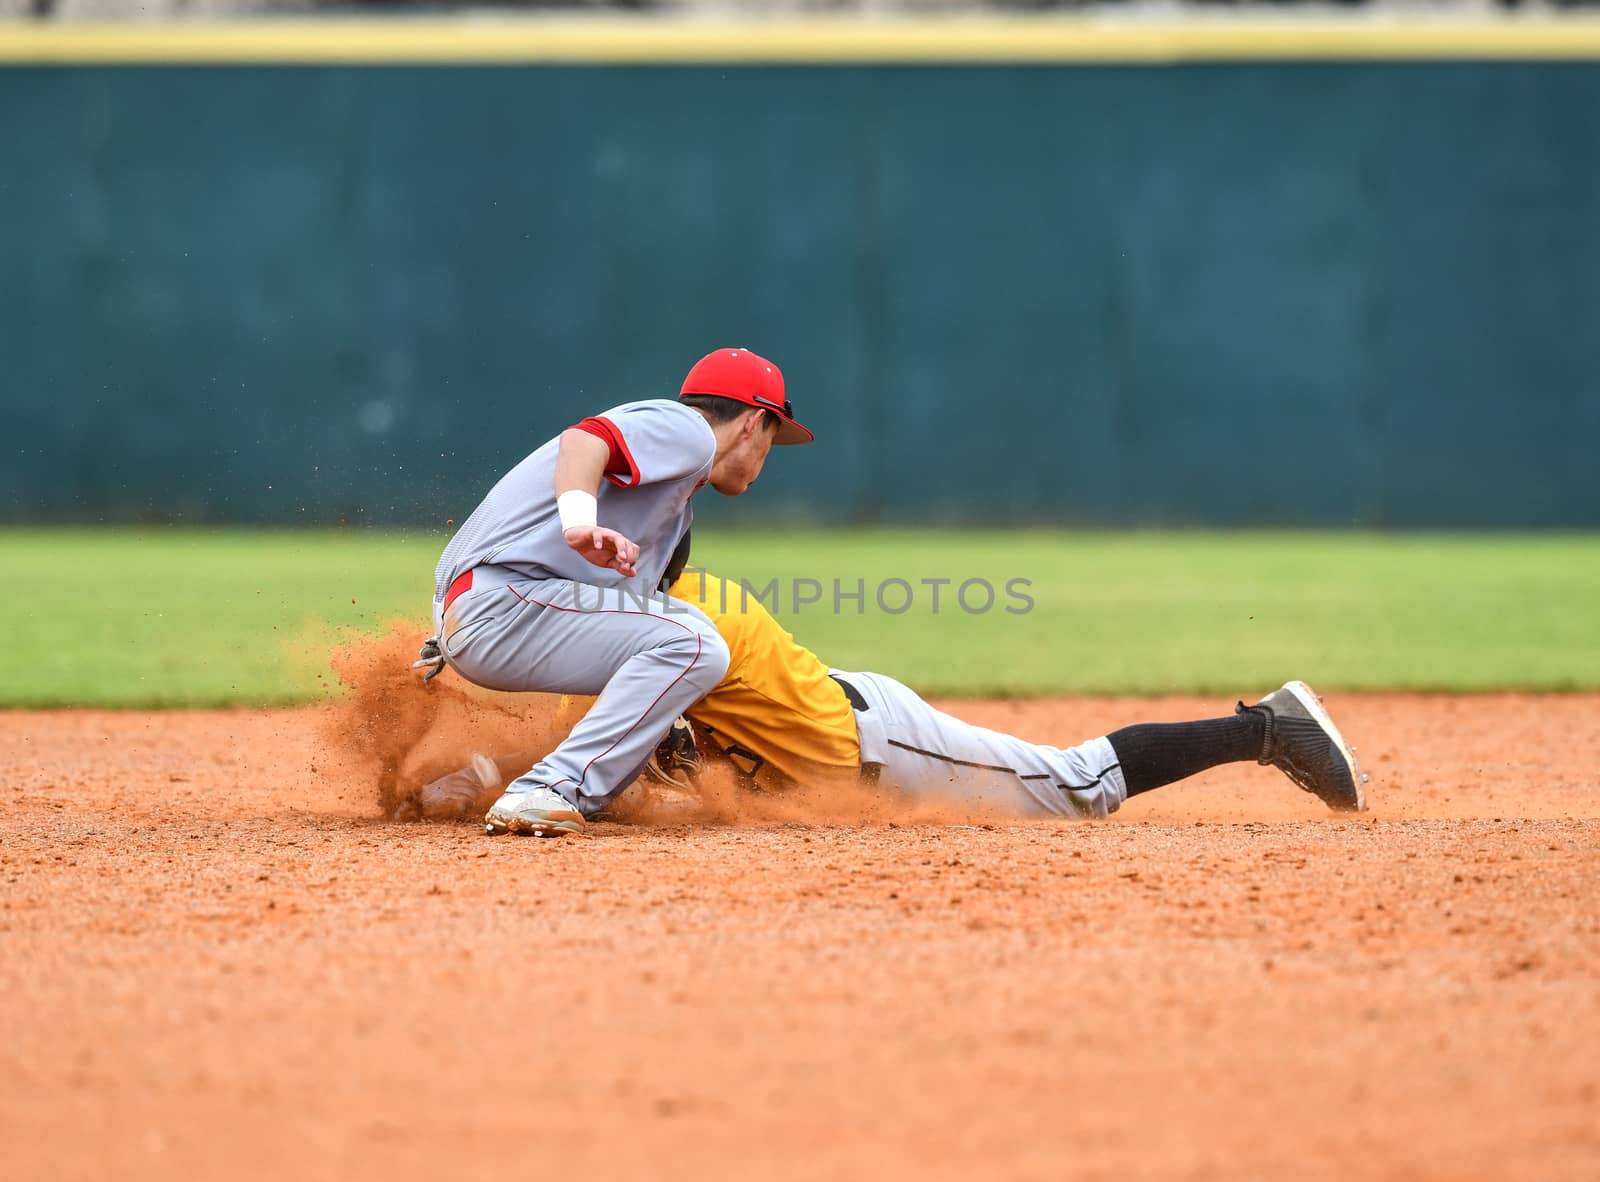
[3,23,1598,527]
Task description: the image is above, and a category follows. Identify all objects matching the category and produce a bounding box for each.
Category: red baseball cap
[679,347,814,445]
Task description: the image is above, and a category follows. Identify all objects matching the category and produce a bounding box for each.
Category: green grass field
[2,528,1596,708]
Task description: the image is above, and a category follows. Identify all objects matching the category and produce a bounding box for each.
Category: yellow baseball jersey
[668,569,860,785]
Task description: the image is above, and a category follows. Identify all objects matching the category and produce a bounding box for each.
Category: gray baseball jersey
[434,398,715,600]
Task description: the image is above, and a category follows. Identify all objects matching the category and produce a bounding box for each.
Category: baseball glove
[644,716,702,790]
[412,636,446,683]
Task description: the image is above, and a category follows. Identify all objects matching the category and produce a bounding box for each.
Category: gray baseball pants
[834,670,1128,818]
[435,564,730,817]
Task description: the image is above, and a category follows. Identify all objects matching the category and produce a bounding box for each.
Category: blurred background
[3,5,1598,529]
[2,6,1598,705]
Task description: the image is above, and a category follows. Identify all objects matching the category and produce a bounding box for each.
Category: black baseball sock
[1107,711,1267,798]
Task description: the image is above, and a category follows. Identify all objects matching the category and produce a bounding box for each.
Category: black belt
[829,675,881,785]
[829,673,869,712]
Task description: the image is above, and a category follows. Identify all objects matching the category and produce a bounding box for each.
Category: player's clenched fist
[564,526,639,578]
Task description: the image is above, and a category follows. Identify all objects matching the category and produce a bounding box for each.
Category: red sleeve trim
[571,416,640,488]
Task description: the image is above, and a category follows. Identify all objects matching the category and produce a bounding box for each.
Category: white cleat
[483,786,585,838]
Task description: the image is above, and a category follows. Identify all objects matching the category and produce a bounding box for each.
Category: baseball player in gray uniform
[417,347,812,837]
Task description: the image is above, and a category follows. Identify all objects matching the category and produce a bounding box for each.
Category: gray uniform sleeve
[588,400,716,489]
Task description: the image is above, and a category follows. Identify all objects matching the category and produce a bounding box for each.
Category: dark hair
[680,394,779,433]
[659,528,692,592]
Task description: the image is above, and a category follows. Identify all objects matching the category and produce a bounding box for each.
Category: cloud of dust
[318,623,566,819]
[320,623,1011,830]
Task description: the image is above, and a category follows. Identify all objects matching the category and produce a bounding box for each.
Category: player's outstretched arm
[554,428,639,577]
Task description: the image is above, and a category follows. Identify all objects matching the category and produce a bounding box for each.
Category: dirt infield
[3,693,1597,1180]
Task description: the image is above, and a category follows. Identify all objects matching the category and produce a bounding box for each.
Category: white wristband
[557,489,598,533]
